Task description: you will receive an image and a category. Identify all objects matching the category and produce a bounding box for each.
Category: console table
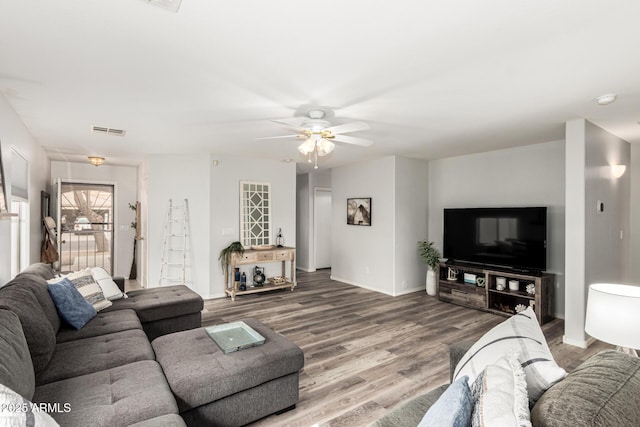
[224,246,296,301]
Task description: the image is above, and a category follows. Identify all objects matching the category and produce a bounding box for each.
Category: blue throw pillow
[47,278,97,329]
[418,375,473,427]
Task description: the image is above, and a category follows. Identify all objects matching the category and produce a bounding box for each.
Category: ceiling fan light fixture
[297,139,315,155]
[316,139,335,156]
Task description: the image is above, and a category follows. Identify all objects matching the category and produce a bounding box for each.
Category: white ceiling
[1,0,639,173]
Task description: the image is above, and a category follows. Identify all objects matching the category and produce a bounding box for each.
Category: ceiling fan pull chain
[314,151,318,169]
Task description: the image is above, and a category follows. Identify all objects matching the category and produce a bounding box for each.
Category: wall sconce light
[88,156,105,167]
[611,164,626,179]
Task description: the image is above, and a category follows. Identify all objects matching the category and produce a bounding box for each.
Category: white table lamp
[585,283,640,357]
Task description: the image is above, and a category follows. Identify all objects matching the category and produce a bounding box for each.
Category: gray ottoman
[152,318,304,427]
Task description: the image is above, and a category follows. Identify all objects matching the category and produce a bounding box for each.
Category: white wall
[332,157,396,293]
[395,157,429,294]
[428,141,566,316]
[145,154,212,298]
[0,94,50,285]
[210,155,296,297]
[630,144,640,284]
[50,161,138,278]
[331,156,428,295]
[564,119,630,347]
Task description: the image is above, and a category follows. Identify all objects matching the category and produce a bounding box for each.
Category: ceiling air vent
[91,126,126,137]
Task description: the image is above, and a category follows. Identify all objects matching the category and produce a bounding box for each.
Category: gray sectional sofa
[0,263,204,427]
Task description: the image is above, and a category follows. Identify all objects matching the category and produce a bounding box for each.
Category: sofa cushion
[36,329,154,386]
[33,360,179,427]
[16,262,56,281]
[104,285,203,323]
[64,269,112,312]
[417,375,473,427]
[128,414,187,427]
[47,278,97,330]
[370,384,449,427]
[454,307,566,404]
[0,285,56,374]
[5,274,61,333]
[56,308,142,343]
[531,350,640,427]
[0,309,36,401]
[0,383,59,427]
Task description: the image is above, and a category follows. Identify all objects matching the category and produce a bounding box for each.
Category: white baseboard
[562,335,589,348]
[330,275,423,297]
[296,266,314,273]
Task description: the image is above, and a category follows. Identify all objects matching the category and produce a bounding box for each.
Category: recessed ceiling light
[282,158,294,163]
[595,94,617,106]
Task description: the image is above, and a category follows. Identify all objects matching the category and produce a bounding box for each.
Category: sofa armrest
[113,276,125,292]
[449,339,474,382]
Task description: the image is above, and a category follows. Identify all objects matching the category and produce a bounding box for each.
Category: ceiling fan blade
[271,119,305,134]
[256,134,301,141]
[326,121,370,134]
[332,134,374,147]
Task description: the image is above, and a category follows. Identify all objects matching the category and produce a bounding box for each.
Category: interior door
[314,188,332,269]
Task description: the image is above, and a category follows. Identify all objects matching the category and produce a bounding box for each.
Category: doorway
[57,182,115,274]
[314,188,332,270]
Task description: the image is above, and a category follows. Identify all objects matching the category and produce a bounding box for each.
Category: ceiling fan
[258,110,373,169]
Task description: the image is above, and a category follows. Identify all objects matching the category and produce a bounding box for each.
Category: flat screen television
[443,207,547,272]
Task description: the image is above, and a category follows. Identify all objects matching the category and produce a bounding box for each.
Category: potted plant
[418,240,441,296]
[218,241,245,272]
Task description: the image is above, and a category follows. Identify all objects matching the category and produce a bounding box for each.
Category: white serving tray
[205,321,265,354]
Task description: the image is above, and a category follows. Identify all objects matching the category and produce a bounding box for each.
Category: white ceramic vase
[426,268,437,296]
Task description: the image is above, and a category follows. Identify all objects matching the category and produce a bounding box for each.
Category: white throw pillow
[90,267,125,300]
[64,269,112,312]
[471,351,531,427]
[454,307,566,404]
[0,383,60,426]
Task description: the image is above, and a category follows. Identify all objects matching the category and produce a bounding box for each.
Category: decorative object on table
[447,267,459,281]
[240,272,247,291]
[347,198,371,226]
[268,276,286,285]
[418,240,441,296]
[251,244,274,250]
[496,277,506,290]
[526,283,536,295]
[464,273,477,284]
[276,228,284,247]
[205,321,266,354]
[514,303,527,313]
[476,277,486,287]
[585,283,640,357]
[509,280,520,291]
[496,282,506,291]
[234,268,240,290]
[252,266,266,287]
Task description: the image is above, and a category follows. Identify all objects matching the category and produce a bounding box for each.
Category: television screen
[443,207,547,271]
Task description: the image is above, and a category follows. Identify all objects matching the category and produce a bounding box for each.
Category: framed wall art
[347,198,371,226]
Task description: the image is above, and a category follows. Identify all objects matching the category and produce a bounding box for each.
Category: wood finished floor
[199,270,611,427]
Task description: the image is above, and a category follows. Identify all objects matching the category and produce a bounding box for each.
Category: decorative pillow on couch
[62,269,112,312]
[471,351,531,427]
[417,375,473,427]
[0,383,59,426]
[454,307,566,404]
[90,267,126,300]
[47,278,97,329]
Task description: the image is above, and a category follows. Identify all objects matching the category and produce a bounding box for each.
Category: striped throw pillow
[64,270,112,312]
[454,307,566,404]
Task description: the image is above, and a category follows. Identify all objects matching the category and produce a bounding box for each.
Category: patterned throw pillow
[90,267,126,300]
[0,383,59,426]
[471,351,532,427]
[64,269,112,312]
[454,307,566,404]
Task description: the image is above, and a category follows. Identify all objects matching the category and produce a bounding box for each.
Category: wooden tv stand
[437,262,554,325]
